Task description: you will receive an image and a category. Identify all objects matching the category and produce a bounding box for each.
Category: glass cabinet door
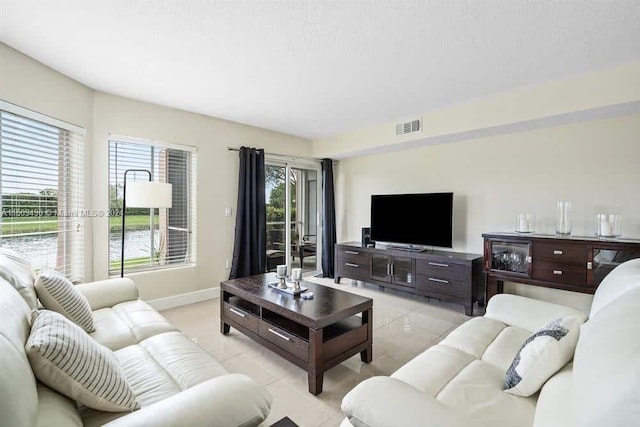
[588,245,640,285]
[487,240,531,276]
[391,256,413,286]
[371,254,390,282]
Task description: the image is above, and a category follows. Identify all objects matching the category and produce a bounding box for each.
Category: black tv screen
[370,192,453,248]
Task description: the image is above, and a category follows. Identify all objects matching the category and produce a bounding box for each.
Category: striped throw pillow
[35,271,95,332]
[26,310,139,412]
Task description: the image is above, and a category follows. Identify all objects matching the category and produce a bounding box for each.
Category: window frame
[0,100,86,280]
[107,134,197,276]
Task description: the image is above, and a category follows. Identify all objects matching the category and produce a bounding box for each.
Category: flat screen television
[370,192,453,248]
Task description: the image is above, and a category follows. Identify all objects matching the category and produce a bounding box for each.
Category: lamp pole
[121,169,152,278]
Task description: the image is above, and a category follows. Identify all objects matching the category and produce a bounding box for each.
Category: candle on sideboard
[599,215,611,237]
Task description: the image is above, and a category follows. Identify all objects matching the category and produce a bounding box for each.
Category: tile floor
[160,277,480,427]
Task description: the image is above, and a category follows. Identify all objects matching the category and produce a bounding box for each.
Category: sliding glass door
[265,160,321,275]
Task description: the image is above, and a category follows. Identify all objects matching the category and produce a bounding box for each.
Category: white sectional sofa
[0,252,272,427]
[341,258,640,427]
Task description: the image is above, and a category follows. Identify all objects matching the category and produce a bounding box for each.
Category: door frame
[266,157,323,276]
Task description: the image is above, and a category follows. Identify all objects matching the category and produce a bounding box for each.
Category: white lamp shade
[126,182,172,208]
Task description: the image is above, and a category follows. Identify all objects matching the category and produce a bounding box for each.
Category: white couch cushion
[26,310,139,412]
[437,359,537,427]
[391,340,537,427]
[101,374,273,427]
[35,382,82,427]
[504,316,581,397]
[80,331,229,426]
[90,299,179,351]
[342,376,481,427]
[35,271,95,332]
[438,316,507,359]
[0,249,38,309]
[589,258,640,318]
[485,293,587,331]
[480,326,532,371]
[392,345,477,395]
[532,363,573,427]
[572,286,640,427]
[0,279,39,427]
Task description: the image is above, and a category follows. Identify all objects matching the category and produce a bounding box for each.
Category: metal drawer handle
[345,263,359,268]
[553,270,563,275]
[428,278,449,284]
[345,250,359,255]
[268,328,291,341]
[553,250,563,255]
[229,307,246,318]
[428,262,449,268]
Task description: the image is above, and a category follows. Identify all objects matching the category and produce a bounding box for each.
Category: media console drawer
[335,242,483,316]
[415,260,467,281]
[415,275,466,298]
[337,260,369,280]
[337,247,370,265]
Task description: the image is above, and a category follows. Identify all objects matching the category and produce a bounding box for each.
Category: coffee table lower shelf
[220,294,372,395]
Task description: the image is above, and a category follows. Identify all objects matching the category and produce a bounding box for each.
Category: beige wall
[1,43,312,300]
[91,93,311,300]
[0,43,96,279]
[314,62,640,159]
[332,114,640,311]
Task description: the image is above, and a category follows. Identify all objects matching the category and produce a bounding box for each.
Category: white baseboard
[146,287,219,311]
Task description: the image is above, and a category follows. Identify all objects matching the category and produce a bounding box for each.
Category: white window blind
[108,137,196,275]
[0,102,85,281]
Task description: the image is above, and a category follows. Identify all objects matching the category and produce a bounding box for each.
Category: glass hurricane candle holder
[556,201,572,235]
[516,213,535,234]
[596,214,622,238]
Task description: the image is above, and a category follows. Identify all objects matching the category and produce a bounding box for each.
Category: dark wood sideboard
[483,232,640,301]
[335,242,484,316]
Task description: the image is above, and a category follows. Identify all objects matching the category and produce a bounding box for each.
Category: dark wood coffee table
[220,273,373,395]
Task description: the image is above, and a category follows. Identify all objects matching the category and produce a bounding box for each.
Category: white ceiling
[1,1,639,140]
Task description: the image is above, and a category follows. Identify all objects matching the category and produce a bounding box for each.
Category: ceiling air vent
[395,118,422,136]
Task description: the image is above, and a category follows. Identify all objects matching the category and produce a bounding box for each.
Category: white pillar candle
[276,264,287,278]
[291,268,302,281]
[599,217,611,236]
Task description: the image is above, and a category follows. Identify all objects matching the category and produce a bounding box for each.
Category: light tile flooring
[161,277,480,427]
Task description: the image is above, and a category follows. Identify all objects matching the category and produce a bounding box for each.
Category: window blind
[0,102,85,281]
[108,137,196,275]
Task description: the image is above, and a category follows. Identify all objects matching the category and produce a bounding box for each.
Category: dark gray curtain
[321,159,337,278]
[229,147,266,279]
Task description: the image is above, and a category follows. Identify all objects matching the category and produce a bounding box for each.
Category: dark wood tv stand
[335,242,484,316]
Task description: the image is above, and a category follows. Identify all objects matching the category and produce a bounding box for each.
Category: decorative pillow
[504,316,581,396]
[34,271,95,332]
[25,310,139,412]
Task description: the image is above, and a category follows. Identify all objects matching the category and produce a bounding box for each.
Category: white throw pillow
[504,316,581,397]
[35,271,95,332]
[25,310,139,412]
